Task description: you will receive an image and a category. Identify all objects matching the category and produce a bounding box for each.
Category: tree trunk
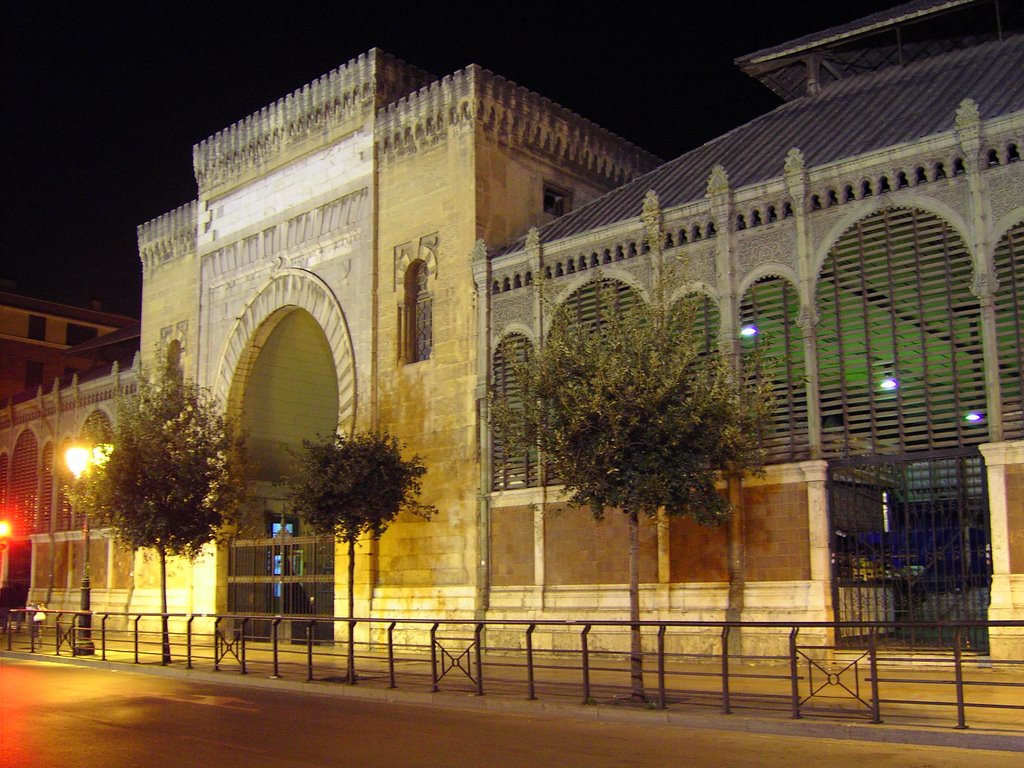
[627,508,644,701]
[347,536,356,684]
[726,474,745,658]
[159,548,171,665]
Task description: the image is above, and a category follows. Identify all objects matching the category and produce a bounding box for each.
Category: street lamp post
[65,445,94,655]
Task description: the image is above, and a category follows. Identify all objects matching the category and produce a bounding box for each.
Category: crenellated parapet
[193,49,434,194]
[475,68,660,184]
[376,66,476,161]
[137,200,198,272]
[377,65,660,183]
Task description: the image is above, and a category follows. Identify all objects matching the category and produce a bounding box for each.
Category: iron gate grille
[828,449,991,652]
[227,534,334,642]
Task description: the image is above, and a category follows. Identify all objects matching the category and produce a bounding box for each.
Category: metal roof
[736,0,976,67]
[735,0,1020,101]
[499,33,1023,255]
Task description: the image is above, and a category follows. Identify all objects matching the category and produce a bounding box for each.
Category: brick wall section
[545,505,657,585]
[743,483,811,581]
[668,516,729,582]
[490,505,535,586]
[1008,464,1024,572]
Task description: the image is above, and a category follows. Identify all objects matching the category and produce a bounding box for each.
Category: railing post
[474,623,485,696]
[657,625,667,710]
[213,617,222,671]
[953,627,968,729]
[526,624,536,700]
[186,616,194,669]
[134,615,142,664]
[789,626,801,719]
[239,617,248,674]
[347,619,356,685]
[270,618,281,678]
[868,627,882,724]
[101,614,109,661]
[721,625,731,715]
[581,624,592,705]
[387,621,397,689]
[430,623,440,692]
[304,621,314,681]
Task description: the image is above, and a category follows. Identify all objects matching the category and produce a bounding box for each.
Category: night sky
[2,1,897,317]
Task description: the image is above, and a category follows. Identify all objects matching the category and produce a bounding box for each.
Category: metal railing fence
[4,610,1022,732]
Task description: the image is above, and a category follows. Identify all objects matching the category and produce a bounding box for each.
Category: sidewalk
[3,625,1022,752]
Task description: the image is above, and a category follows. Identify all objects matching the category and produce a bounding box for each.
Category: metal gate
[828,449,991,652]
[227,533,335,643]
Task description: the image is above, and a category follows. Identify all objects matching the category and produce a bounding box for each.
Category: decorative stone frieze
[735,225,797,281]
[673,245,717,288]
[989,165,1024,225]
[205,188,369,282]
[491,291,535,340]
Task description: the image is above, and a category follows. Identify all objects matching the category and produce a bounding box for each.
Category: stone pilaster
[979,441,1024,660]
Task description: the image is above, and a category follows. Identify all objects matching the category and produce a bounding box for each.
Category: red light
[0,520,11,537]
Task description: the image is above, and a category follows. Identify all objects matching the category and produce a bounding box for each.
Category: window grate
[491,334,537,490]
[994,221,1024,439]
[817,208,986,457]
[740,276,809,462]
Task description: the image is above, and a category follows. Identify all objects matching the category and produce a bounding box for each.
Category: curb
[4,650,1022,752]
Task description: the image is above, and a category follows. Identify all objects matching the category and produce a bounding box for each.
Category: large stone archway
[215,269,356,437]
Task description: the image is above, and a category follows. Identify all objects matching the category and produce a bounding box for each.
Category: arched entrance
[225,306,342,639]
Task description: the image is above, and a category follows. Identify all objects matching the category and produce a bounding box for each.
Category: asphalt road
[0,658,1014,767]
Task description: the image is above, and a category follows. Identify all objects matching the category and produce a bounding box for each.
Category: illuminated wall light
[879,376,899,390]
[740,325,758,338]
[964,411,984,423]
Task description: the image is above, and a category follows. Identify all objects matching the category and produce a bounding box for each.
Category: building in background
[0,289,138,599]
[2,0,1020,657]
[0,289,137,404]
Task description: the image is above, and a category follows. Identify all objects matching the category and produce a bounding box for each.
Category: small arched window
[166,339,182,372]
[403,260,431,363]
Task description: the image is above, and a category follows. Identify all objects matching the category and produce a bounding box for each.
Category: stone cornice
[138,201,198,272]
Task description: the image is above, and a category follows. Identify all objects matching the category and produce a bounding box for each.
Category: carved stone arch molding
[737,263,801,298]
[990,208,1024,252]
[492,321,538,349]
[214,269,356,434]
[668,282,719,307]
[548,267,651,308]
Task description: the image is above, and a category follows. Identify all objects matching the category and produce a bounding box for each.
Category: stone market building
[2,0,1021,657]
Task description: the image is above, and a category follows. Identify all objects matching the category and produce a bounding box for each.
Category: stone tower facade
[137,49,657,620]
